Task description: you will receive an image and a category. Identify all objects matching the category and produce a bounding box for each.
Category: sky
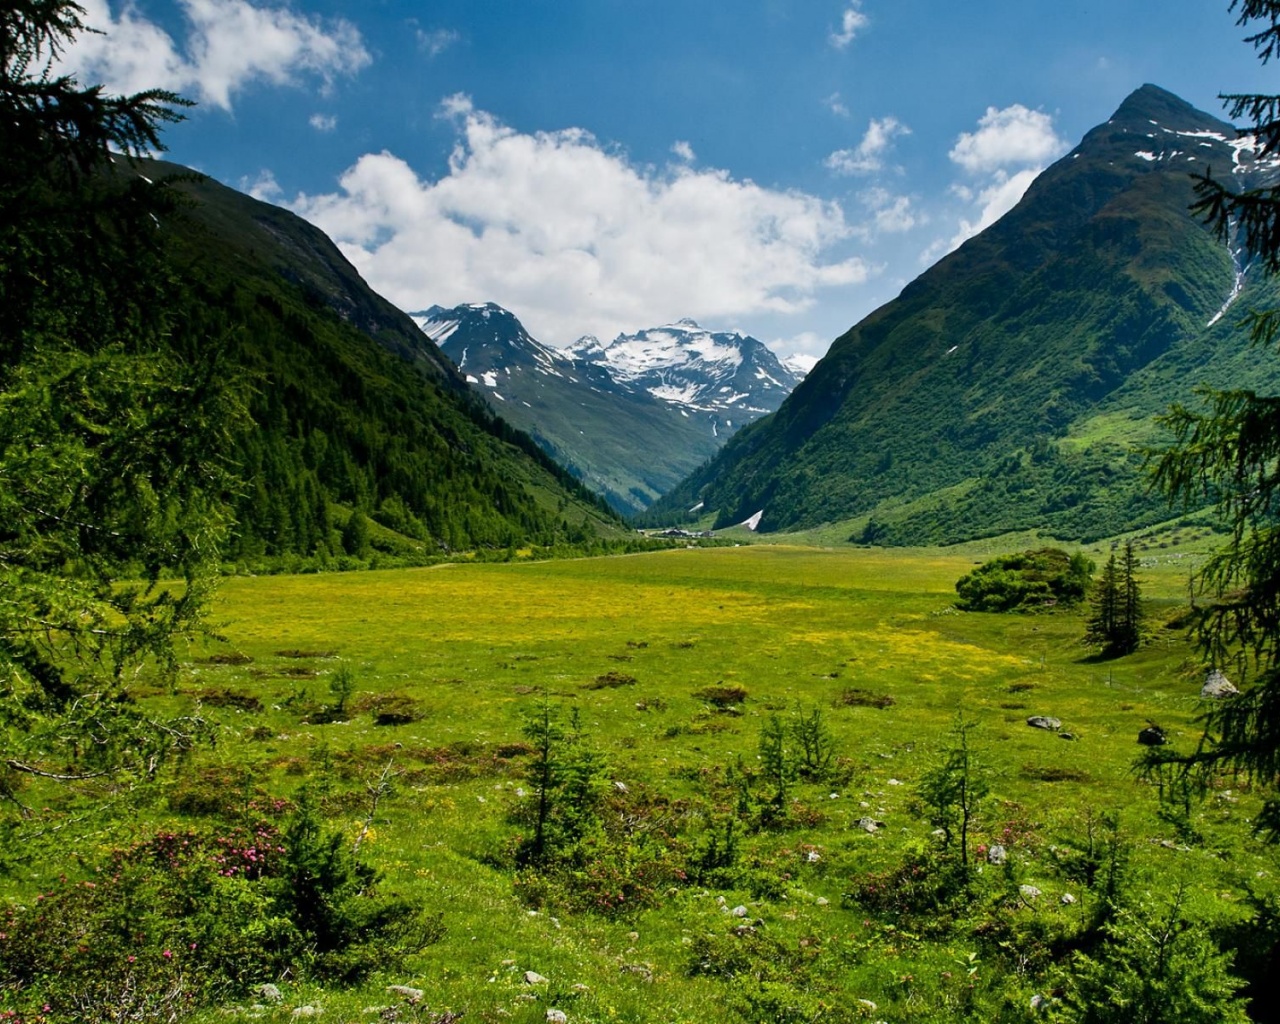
[61,0,1280,364]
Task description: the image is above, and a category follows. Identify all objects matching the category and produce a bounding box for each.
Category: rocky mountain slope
[413,305,801,514]
[648,84,1280,544]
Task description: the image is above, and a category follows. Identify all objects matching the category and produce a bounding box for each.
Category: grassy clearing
[4,543,1271,1023]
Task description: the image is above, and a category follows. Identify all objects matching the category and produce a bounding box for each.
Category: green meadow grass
[10,542,1270,1022]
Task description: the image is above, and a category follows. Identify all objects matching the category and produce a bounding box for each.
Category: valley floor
[3,540,1270,1023]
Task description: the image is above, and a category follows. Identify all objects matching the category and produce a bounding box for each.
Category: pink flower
[162,949,173,959]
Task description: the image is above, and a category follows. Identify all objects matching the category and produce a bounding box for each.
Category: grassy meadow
[6,538,1272,1023]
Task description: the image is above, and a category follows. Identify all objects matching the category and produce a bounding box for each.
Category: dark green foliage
[758,715,796,810]
[917,716,989,874]
[0,2,240,800]
[1147,0,1280,843]
[955,548,1093,612]
[0,798,442,1019]
[1054,889,1250,1024]
[1083,543,1145,656]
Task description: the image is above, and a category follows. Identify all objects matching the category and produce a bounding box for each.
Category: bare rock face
[1201,669,1239,700]
[1026,716,1062,731]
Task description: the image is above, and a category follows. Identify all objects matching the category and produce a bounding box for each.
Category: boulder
[524,971,549,985]
[547,1011,568,1024]
[987,844,1007,865]
[256,984,283,1004]
[1026,716,1061,731]
[1138,725,1167,746]
[1201,669,1239,700]
[387,986,423,1004]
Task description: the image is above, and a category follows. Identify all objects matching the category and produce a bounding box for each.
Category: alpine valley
[649,84,1280,544]
[412,305,804,514]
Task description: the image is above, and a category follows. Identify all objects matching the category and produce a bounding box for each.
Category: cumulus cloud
[830,4,869,48]
[923,104,1066,263]
[309,112,337,132]
[825,116,910,176]
[948,104,1066,174]
[671,140,696,162]
[61,0,370,111]
[282,97,869,345]
[417,27,460,57]
[861,187,921,235]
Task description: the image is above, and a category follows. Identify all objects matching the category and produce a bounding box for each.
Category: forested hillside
[148,161,624,566]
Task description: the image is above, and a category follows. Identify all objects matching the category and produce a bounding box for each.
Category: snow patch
[741,510,764,531]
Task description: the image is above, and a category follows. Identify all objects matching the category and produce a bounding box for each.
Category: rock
[1061,893,1077,905]
[1019,884,1042,900]
[524,971,549,985]
[387,986,424,1004]
[855,817,884,833]
[1138,725,1167,746]
[887,778,903,786]
[816,897,829,906]
[731,905,748,917]
[857,999,878,1012]
[1030,993,1048,1012]
[1202,669,1239,699]
[291,1008,321,1019]
[1058,732,1075,741]
[613,781,629,793]
[256,985,283,1004]
[807,850,821,863]
[546,1011,568,1024]
[987,844,1007,865]
[1026,716,1061,731]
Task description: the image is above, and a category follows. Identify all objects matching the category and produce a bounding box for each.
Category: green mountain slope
[651,85,1280,544]
[144,160,623,564]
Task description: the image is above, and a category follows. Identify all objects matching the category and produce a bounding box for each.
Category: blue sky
[65,0,1277,362]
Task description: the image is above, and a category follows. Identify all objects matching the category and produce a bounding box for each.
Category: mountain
[142,160,624,564]
[648,84,1280,544]
[413,305,801,515]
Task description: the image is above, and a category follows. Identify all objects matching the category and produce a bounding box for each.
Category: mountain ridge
[647,84,1280,544]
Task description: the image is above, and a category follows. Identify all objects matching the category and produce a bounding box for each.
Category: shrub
[582,671,637,690]
[954,548,1093,612]
[694,684,749,707]
[833,688,895,709]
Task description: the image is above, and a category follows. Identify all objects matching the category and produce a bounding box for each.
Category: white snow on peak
[481,371,499,388]
[1135,150,1157,162]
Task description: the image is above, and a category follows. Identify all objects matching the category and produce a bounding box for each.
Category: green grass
[5,543,1271,1023]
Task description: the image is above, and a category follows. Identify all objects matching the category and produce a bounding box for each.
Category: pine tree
[1084,543,1144,657]
[1149,0,1280,838]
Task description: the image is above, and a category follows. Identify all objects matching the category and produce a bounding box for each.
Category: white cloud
[62,0,370,111]
[829,4,869,49]
[922,104,1066,264]
[417,27,460,58]
[769,332,827,367]
[242,169,282,201]
[671,140,696,162]
[861,187,921,234]
[948,104,1066,174]
[825,116,910,176]
[922,167,1041,262]
[824,92,850,118]
[309,112,337,132]
[283,98,870,346]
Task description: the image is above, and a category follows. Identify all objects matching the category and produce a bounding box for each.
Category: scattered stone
[1061,893,1077,905]
[816,897,829,906]
[1019,884,1042,900]
[1058,732,1076,741]
[387,986,423,1004]
[256,985,283,1004]
[1202,669,1239,700]
[987,844,1007,865]
[613,781,629,793]
[807,850,821,863]
[291,1008,321,1019]
[1026,716,1061,731]
[627,931,639,941]
[731,905,749,917]
[501,959,517,968]
[829,792,840,799]
[887,778,903,786]
[1138,725,1167,746]
[524,971,549,985]
[855,817,884,833]
[620,964,654,983]
[572,984,590,994]
[546,1010,568,1024]
[857,999,878,1012]
[1030,993,1048,1013]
